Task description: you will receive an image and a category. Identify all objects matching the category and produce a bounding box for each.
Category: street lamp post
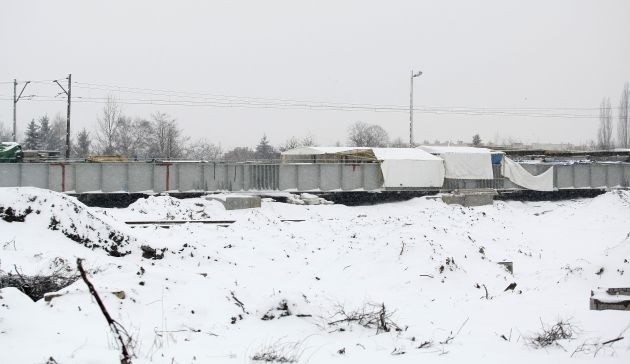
[409,69,422,147]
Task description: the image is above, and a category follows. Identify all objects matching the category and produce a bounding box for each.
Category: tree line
[597,82,630,150]
[0,95,402,160]
[8,84,627,158]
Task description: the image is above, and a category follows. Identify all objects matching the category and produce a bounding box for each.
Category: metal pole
[12,79,30,143]
[13,79,17,142]
[409,70,414,147]
[65,74,71,159]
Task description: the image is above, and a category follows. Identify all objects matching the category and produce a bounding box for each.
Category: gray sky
[1,0,629,149]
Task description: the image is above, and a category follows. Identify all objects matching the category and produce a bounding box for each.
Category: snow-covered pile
[1,187,630,363]
[285,192,334,205]
[0,187,137,256]
[120,194,227,220]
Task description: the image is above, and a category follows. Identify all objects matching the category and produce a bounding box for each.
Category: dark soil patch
[0,206,33,222]
[141,245,167,259]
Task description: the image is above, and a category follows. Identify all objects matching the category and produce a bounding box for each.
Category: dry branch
[230,291,249,314]
[328,303,401,334]
[77,258,132,364]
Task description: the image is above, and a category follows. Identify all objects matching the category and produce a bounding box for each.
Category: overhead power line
[0,79,59,85]
[72,81,601,111]
[0,94,599,118]
[1,79,601,119]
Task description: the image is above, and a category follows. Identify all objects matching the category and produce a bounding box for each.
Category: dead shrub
[328,303,402,334]
[251,340,303,363]
[0,265,78,301]
[261,299,292,320]
[529,319,576,348]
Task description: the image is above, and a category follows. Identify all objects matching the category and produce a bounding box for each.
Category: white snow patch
[1,188,629,363]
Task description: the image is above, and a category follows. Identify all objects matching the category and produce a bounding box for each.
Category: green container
[0,142,23,162]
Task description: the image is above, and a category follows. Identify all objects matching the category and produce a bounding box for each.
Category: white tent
[418,145,554,191]
[281,147,445,188]
[371,148,444,188]
[418,146,495,179]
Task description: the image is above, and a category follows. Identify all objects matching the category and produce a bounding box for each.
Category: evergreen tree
[38,115,52,149]
[23,119,40,149]
[472,134,482,146]
[254,134,277,160]
[74,128,91,159]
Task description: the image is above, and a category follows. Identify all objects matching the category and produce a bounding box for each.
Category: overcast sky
[1,0,629,148]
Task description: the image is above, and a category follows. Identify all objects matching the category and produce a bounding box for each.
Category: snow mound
[606,189,630,207]
[285,193,334,205]
[125,194,226,220]
[0,187,135,257]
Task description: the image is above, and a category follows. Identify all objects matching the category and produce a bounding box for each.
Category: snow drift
[0,187,136,256]
[1,187,630,363]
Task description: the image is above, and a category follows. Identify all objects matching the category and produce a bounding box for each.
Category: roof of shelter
[417,146,497,154]
[282,146,441,161]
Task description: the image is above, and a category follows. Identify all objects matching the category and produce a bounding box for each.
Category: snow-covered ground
[1,187,629,363]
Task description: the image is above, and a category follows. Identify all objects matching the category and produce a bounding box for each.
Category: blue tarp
[491,153,504,165]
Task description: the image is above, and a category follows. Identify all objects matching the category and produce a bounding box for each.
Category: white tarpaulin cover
[418,146,494,179]
[371,148,445,188]
[502,157,554,191]
[281,147,445,188]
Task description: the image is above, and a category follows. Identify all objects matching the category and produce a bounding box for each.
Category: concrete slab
[590,287,630,311]
[441,189,497,207]
[206,194,261,210]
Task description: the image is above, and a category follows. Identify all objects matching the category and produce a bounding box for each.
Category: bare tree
[279,134,316,152]
[598,97,614,150]
[184,139,223,160]
[49,113,67,152]
[148,112,186,159]
[96,96,122,154]
[125,118,154,159]
[618,82,630,148]
[223,147,255,161]
[347,121,389,147]
[389,137,408,148]
[113,116,148,158]
[0,120,11,142]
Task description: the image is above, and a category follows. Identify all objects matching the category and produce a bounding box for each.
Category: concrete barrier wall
[0,164,20,187]
[277,163,381,191]
[0,162,385,193]
[0,161,628,194]
[520,163,630,189]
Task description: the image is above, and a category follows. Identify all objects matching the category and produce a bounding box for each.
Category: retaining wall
[1,161,628,194]
[0,162,382,193]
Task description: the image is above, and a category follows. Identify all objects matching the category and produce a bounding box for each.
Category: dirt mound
[0,187,136,257]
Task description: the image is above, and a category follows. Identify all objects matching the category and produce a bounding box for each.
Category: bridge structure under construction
[0,147,629,205]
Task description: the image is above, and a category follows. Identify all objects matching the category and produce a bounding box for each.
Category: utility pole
[54,74,71,159]
[409,70,422,147]
[12,79,31,142]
